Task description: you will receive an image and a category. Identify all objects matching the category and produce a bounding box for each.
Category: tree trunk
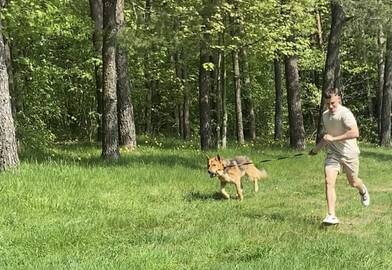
[89,0,104,142]
[214,48,222,149]
[173,49,183,137]
[116,0,136,149]
[101,0,119,160]
[232,50,244,145]
[380,29,392,147]
[176,48,190,140]
[151,80,160,133]
[229,0,244,145]
[0,10,19,171]
[221,34,227,149]
[144,0,152,134]
[316,1,345,142]
[198,0,215,150]
[285,55,306,150]
[274,58,283,140]
[5,38,14,118]
[3,3,19,148]
[241,48,256,140]
[377,24,386,139]
[199,15,211,150]
[315,9,323,48]
[199,53,211,150]
[183,83,190,140]
[215,34,224,148]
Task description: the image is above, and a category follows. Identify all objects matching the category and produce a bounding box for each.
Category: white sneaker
[322,214,340,225]
[360,185,370,207]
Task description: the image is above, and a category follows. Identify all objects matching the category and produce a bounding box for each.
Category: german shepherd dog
[207,155,267,201]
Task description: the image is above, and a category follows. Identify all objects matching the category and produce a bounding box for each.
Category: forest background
[0,0,391,168]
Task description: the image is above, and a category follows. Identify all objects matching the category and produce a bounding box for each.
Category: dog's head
[207,155,225,178]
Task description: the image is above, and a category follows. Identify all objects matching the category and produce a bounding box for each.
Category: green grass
[0,139,391,269]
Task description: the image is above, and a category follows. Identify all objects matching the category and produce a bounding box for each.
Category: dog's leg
[254,178,259,192]
[220,182,230,199]
[234,180,244,201]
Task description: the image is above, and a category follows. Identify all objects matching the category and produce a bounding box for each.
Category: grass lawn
[1,138,391,269]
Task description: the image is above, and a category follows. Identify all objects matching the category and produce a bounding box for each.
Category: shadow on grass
[242,211,340,230]
[361,150,392,163]
[20,143,205,170]
[319,223,339,230]
[185,191,227,201]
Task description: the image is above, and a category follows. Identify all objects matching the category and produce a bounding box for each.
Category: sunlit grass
[0,139,391,269]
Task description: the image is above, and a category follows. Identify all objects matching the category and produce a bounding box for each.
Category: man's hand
[323,134,335,142]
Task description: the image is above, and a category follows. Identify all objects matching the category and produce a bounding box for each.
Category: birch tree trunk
[214,47,222,147]
[233,50,244,145]
[230,0,244,145]
[220,33,227,149]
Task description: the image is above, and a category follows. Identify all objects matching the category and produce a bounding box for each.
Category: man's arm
[309,139,327,155]
[323,125,359,142]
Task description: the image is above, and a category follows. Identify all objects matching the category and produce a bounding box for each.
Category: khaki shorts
[324,154,359,177]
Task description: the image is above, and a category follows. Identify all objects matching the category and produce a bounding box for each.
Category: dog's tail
[258,168,268,179]
[247,165,267,180]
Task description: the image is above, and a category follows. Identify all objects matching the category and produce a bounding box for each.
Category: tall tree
[214,32,224,148]
[218,31,228,149]
[143,0,153,134]
[230,0,244,145]
[89,0,104,141]
[199,0,214,150]
[274,58,283,140]
[316,0,346,142]
[285,54,306,150]
[241,48,256,140]
[174,47,190,140]
[101,0,119,159]
[232,48,244,144]
[0,1,19,171]
[116,0,136,149]
[377,24,386,139]
[380,27,392,146]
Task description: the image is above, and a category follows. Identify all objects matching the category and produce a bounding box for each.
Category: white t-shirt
[322,105,360,157]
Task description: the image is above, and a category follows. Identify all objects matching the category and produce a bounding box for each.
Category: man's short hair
[324,87,340,99]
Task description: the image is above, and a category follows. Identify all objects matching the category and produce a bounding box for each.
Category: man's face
[325,94,341,113]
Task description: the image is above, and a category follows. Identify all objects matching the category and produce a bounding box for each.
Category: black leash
[259,153,305,163]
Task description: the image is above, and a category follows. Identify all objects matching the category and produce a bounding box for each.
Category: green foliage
[1,0,387,147]
[4,0,96,147]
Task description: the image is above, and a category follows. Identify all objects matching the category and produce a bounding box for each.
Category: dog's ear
[217,154,221,161]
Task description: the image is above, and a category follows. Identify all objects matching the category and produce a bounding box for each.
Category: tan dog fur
[207,155,267,201]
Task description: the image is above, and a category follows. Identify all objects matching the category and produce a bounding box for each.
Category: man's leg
[325,167,339,216]
[346,174,370,206]
[346,174,366,192]
[341,158,365,193]
[342,156,370,206]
